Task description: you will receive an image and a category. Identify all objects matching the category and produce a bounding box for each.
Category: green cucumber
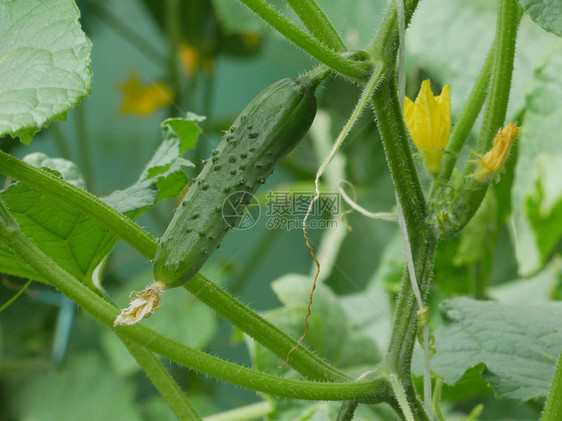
[154,74,322,288]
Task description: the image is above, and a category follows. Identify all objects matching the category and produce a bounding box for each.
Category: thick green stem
[452,0,521,230]
[371,76,426,237]
[0,199,390,401]
[186,274,350,382]
[541,349,562,421]
[336,401,359,421]
[389,374,415,421]
[119,333,202,420]
[370,63,436,419]
[236,0,370,79]
[0,150,352,382]
[0,150,156,259]
[366,0,420,63]
[285,0,346,51]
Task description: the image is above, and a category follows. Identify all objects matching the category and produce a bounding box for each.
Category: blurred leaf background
[0,0,561,420]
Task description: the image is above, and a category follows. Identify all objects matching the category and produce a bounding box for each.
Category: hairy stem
[452,0,522,229]
[119,333,202,420]
[186,274,350,382]
[371,73,437,417]
[389,374,415,421]
[0,150,352,382]
[0,150,156,259]
[541,350,562,421]
[0,199,390,401]
[432,41,495,194]
[236,0,370,79]
[286,0,346,51]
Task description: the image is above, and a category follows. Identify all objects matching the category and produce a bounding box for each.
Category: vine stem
[431,41,495,194]
[0,149,352,383]
[185,274,351,382]
[370,65,435,421]
[0,197,390,401]
[0,150,156,259]
[285,0,346,52]
[452,0,522,229]
[389,374,415,421]
[0,279,32,312]
[118,333,202,420]
[291,67,384,367]
[392,0,432,413]
[236,0,370,79]
[541,349,562,421]
[396,198,432,417]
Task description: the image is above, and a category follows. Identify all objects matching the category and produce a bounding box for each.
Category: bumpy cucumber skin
[154,77,317,287]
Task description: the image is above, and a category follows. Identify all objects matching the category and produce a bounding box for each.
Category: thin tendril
[279,69,382,367]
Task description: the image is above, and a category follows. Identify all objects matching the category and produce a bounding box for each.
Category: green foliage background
[0,0,561,420]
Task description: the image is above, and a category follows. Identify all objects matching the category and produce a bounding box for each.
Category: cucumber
[154,75,321,288]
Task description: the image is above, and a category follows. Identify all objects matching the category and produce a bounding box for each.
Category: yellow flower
[404,80,451,175]
[119,73,173,116]
[470,123,519,182]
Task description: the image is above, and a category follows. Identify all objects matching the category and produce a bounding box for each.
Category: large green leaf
[429,297,562,402]
[246,274,384,419]
[0,115,201,286]
[7,353,141,421]
[0,0,92,144]
[512,42,562,275]
[250,274,382,375]
[516,0,562,36]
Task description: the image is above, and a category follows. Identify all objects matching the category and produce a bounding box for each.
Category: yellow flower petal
[403,80,451,175]
[471,123,519,182]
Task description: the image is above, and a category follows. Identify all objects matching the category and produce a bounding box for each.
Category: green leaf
[339,233,398,352]
[0,115,200,285]
[515,0,562,36]
[8,353,141,421]
[512,42,562,275]
[248,274,381,377]
[0,0,92,144]
[430,297,562,402]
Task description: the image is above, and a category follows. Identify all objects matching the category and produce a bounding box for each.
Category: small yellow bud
[404,80,451,175]
[470,123,519,182]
